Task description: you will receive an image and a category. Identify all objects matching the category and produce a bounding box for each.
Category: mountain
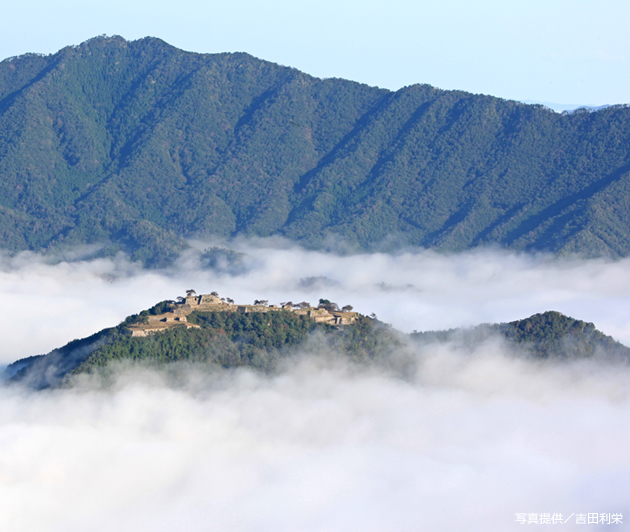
[5,293,628,389]
[412,311,630,360]
[4,294,401,389]
[2,35,630,264]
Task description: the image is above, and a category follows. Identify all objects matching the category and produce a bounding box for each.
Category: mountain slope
[5,301,402,389]
[412,311,630,360]
[2,36,630,262]
[6,302,629,390]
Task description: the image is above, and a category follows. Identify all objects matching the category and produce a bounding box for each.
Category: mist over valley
[2,32,630,531]
[0,244,629,530]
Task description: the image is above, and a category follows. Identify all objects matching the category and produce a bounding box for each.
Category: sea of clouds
[3,240,630,365]
[1,241,630,531]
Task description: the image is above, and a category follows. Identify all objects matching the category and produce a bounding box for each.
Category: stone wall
[130,294,357,337]
[199,294,222,305]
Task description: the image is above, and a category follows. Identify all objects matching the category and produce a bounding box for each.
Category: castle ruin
[129,293,357,337]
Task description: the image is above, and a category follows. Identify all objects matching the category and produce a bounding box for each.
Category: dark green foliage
[56,310,344,380]
[186,310,319,348]
[491,311,630,359]
[8,304,411,388]
[323,315,404,365]
[317,298,340,311]
[147,300,175,315]
[412,311,630,360]
[8,304,630,389]
[2,354,46,379]
[67,312,407,380]
[7,327,124,389]
[1,36,630,262]
[73,327,243,370]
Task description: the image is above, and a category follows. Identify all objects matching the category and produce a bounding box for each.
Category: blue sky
[2,0,628,106]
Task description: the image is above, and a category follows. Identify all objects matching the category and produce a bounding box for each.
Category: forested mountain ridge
[2,35,630,264]
[4,298,403,389]
[6,302,629,390]
[412,311,630,360]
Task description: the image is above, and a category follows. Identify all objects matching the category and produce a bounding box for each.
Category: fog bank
[2,243,630,364]
[2,243,630,530]
[1,347,629,532]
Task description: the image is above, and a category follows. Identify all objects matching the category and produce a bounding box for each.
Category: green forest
[1,36,630,264]
[5,299,405,388]
[7,303,629,390]
[411,310,630,359]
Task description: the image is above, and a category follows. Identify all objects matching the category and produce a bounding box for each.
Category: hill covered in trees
[1,36,630,263]
[5,299,402,389]
[411,311,630,360]
[5,298,629,390]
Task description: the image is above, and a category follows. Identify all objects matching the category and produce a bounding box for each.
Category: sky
[1,0,628,107]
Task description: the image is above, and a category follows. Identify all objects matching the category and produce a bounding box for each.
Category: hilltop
[1,36,630,264]
[4,292,629,389]
[412,311,630,360]
[127,292,357,337]
[4,292,380,389]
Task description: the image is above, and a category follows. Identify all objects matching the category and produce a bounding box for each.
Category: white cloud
[2,243,630,365]
[2,243,630,530]
[1,349,629,532]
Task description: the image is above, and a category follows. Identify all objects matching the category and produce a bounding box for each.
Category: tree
[176,296,185,303]
[295,302,311,309]
[226,298,234,304]
[254,300,268,306]
[318,299,340,312]
[342,305,353,312]
[211,291,219,296]
[186,289,197,297]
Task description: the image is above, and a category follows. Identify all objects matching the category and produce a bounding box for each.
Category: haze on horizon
[1,0,628,107]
